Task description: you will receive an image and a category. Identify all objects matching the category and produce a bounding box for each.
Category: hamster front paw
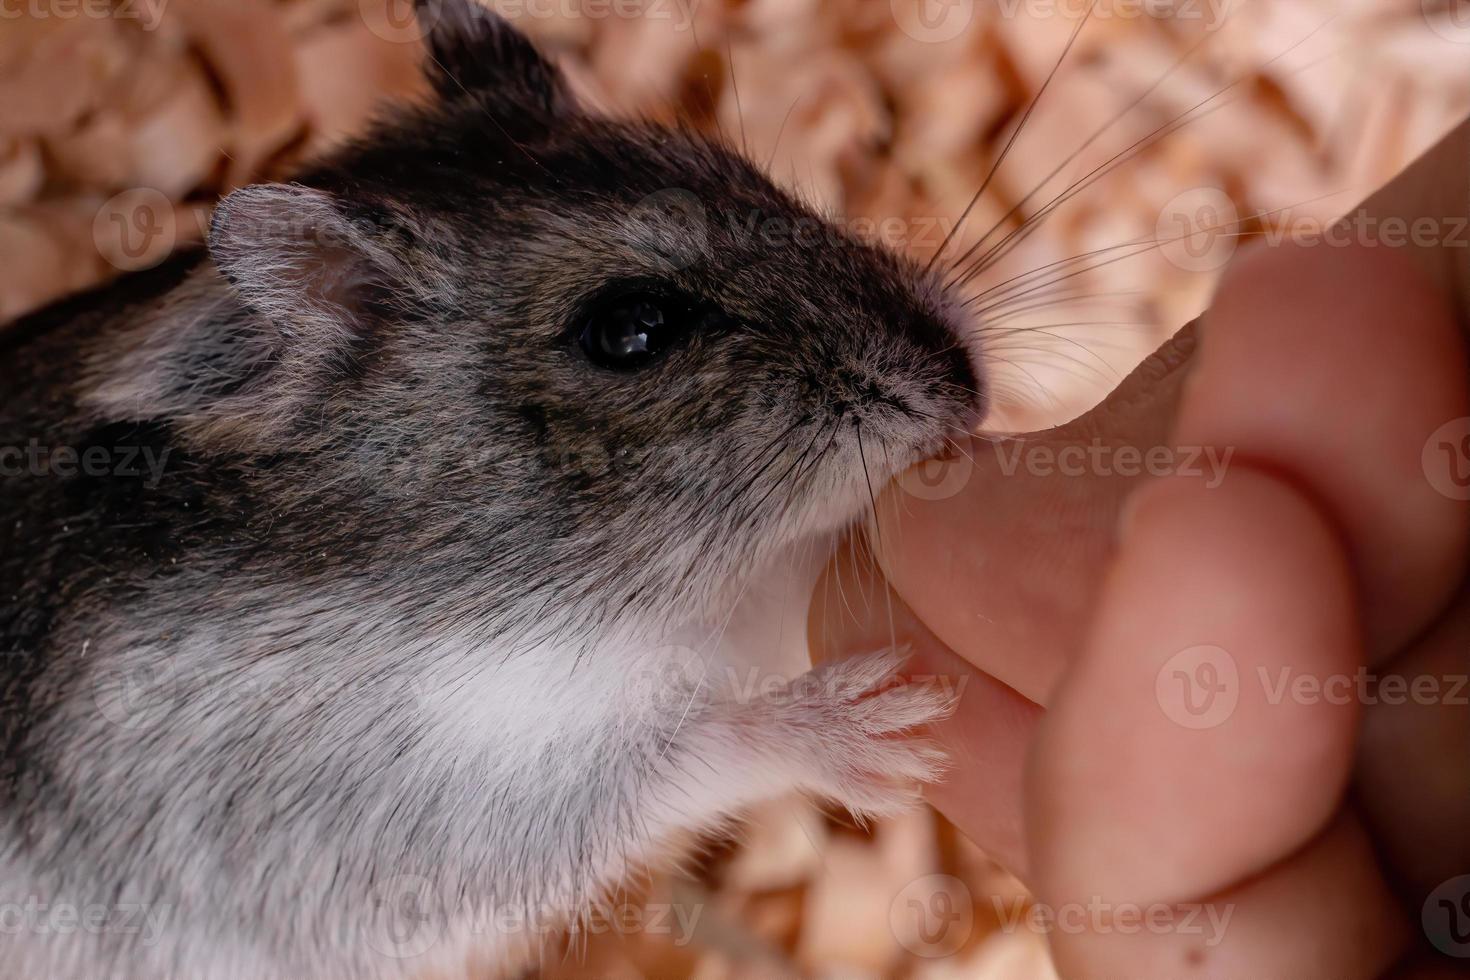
[774,648,956,818]
[633,648,956,871]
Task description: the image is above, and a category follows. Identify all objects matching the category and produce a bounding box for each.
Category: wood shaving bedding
[2,1,1468,975]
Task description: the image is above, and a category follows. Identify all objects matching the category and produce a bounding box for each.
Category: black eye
[580,293,683,369]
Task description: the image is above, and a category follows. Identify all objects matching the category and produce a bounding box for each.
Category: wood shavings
[0,18,135,135]
[3,2,1468,975]
[170,0,304,187]
[293,10,429,156]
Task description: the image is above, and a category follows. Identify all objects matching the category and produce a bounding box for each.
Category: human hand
[810,118,1470,977]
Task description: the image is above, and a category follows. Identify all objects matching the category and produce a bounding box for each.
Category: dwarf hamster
[0,1,985,976]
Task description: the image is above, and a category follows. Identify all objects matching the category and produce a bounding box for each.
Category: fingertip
[1189,239,1470,656]
[1031,468,1362,907]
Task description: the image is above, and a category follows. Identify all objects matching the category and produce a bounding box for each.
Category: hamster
[0,1,985,976]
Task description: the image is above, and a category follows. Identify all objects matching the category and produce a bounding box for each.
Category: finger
[870,324,1198,703]
[1030,471,1360,908]
[808,536,1041,875]
[1356,585,1470,899]
[1184,239,1470,657]
[1042,814,1408,980]
[1030,472,1408,977]
[869,115,1470,703]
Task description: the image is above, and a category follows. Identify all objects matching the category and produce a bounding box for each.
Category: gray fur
[0,2,985,976]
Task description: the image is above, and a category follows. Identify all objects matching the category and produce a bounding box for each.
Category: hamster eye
[579,293,686,369]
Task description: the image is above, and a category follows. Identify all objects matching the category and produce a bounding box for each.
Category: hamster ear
[417,0,572,115]
[208,183,407,345]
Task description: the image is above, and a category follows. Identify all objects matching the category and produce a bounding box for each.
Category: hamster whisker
[971,239,1169,315]
[943,434,978,468]
[950,15,1338,291]
[855,421,883,553]
[767,420,837,539]
[858,424,903,659]
[964,236,1176,313]
[726,33,750,160]
[764,96,804,172]
[655,574,752,768]
[986,318,1150,343]
[709,416,812,515]
[788,420,841,495]
[992,347,1114,386]
[984,321,1148,346]
[733,421,831,532]
[984,342,1118,387]
[950,98,1231,293]
[922,0,1100,279]
[983,326,1123,373]
[970,190,1343,318]
[966,208,1274,315]
[977,288,1146,323]
[942,16,1223,284]
[672,0,731,147]
[981,353,1065,410]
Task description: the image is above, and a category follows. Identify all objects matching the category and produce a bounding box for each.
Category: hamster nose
[832,367,889,407]
[899,312,982,403]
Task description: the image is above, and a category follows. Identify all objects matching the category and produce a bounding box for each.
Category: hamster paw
[779,648,957,819]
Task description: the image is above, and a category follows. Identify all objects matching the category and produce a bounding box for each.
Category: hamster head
[185,0,985,633]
